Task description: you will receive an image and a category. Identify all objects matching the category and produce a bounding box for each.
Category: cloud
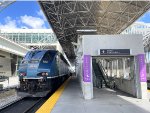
[20,26,29,29]
[0,11,48,29]
[37,10,47,21]
[20,15,46,29]
[0,16,19,29]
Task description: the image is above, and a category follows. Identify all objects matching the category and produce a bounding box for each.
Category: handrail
[98,61,117,89]
[96,61,109,87]
[98,61,109,79]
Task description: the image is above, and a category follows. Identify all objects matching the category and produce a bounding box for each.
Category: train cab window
[23,52,30,60]
[43,53,51,61]
[31,51,43,60]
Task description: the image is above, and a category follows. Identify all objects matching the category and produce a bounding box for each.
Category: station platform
[36,77,150,113]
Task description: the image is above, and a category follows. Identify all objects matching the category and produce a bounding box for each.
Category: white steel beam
[0,36,29,56]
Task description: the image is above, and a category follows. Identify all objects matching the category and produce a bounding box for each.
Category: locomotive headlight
[20,72,26,76]
[41,72,48,76]
[42,72,45,76]
[45,72,48,76]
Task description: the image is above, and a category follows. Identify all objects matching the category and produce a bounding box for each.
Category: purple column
[137,54,147,82]
[83,55,91,82]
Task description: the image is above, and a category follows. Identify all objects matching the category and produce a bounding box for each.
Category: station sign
[83,55,91,82]
[100,49,130,55]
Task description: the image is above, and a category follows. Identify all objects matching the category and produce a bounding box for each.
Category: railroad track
[0,79,65,113]
[0,97,46,113]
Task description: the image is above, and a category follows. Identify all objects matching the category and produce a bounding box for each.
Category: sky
[0,1,150,29]
[0,1,50,29]
[137,10,150,23]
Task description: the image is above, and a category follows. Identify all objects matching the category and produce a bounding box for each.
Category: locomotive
[18,49,70,96]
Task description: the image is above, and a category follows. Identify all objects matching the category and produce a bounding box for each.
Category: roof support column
[82,55,93,99]
[135,54,148,99]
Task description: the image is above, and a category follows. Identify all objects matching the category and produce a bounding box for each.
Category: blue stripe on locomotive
[18,50,59,79]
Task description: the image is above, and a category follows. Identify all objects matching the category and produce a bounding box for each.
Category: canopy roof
[39,1,150,59]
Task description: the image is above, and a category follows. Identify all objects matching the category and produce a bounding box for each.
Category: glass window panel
[113,60,117,77]
[118,59,123,78]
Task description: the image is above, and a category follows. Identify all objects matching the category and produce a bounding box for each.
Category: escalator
[98,61,111,87]
[92,59,110,88]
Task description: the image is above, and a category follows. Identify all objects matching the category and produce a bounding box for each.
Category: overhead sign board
[100,49,130,55]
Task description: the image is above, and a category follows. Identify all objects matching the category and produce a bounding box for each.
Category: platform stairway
[92,59,110,88]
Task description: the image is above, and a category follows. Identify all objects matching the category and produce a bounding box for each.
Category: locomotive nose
[27,64,39,77]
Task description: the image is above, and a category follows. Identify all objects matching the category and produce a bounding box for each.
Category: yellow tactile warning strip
[147,90,150,92]
[36,77,70,113]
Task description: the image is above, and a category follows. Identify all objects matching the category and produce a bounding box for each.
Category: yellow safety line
[36,77,70,113]
[147,90,150,92]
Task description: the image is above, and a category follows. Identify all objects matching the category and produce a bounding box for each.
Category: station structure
[0,35,28,88]
[0,1,150,113]
[38,1,150,99]
[122,21,150,36]
[39,1,150,59]
[0,29,60,50]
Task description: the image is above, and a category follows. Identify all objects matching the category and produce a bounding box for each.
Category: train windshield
[23,51,46,61]
[30,51,44,60]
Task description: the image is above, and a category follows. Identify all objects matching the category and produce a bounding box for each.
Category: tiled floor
[51,78,150,113]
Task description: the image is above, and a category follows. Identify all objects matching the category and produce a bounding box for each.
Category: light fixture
[76,29,97,32]
[71,42,79,46]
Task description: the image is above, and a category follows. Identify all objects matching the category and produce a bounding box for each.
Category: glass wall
[112,60,117,77]
[0,32,57,44]
[98,57,134,80]
[145,45,150,81]
[118,59,124,78]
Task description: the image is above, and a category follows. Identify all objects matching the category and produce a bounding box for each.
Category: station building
[76,34,147,99]
[121,22,150,36]
[121,22,150,89]
[1,1,150,113]
[0,29,60,50]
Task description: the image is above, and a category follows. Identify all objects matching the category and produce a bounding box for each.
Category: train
[18,49,70,97]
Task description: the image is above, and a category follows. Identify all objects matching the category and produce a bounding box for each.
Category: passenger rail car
[18,50,70,96]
